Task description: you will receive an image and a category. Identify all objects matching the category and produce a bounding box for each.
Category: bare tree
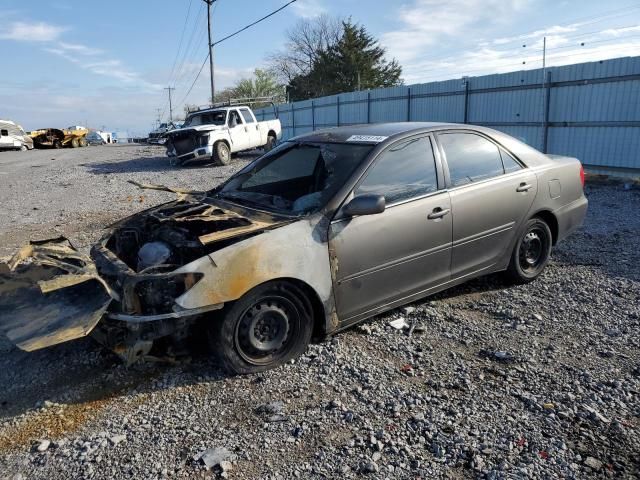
[267,14,342,84]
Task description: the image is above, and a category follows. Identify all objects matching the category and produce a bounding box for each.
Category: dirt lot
[0,145,638,479]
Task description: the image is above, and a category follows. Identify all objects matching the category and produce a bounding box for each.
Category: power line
[167,0,194,84]
[178,52,210,107]
[212,0,298,47]
[413,33,640,77]
[178,0,299,106]
[172,2,207,88]
[407,5,640,67]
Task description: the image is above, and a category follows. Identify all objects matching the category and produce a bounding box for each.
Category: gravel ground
[0,145,639,479]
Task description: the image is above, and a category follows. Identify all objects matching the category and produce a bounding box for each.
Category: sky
[0,0,639,135]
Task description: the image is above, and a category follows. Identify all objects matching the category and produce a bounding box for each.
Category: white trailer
[0,120,33,151]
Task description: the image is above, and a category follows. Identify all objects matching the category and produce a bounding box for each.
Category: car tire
[20,145,27,151]
[264,134,277,152]
[212,141,231,166]
[53,140,62,149]
[505,217,553,284]
[208,281,314,375]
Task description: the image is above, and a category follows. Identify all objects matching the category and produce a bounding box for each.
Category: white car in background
[164,101,282,167]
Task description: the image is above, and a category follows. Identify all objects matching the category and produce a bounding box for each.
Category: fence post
[336,96,340,126]
[463,80,469,124]
[542,71,552,153]
[291,103,296,137]
[367,91,371,124]
[407,87,412,122]
[311,100,315,131]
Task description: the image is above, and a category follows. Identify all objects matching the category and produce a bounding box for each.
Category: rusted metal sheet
[0,238,113,351]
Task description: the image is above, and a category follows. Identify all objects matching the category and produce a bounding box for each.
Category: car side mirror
[343,194,386,217]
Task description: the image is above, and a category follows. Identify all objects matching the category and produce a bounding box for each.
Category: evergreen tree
[288,20,402,101]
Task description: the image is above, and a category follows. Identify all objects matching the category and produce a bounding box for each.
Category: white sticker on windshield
[346,135,388,143]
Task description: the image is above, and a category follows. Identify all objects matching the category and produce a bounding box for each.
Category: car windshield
[183,110,227,127]
[216,142,373,215]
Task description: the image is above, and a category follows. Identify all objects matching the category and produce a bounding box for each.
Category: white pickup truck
[164,105,281,166]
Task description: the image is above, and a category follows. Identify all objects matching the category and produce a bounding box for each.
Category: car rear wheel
[208,281,314,375]
[212,141,231,166]
[505,217,552,284]
[264,134,277,152]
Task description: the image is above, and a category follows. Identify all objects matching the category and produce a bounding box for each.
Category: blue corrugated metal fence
[255,56,640,171]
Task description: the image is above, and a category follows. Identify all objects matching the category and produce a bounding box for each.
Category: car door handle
[428,207,450,220]
[516,183,533,192]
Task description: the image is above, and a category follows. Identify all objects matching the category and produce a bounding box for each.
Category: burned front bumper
[166,130,213,166]
[0,237,222,356]
[173,145,213,166]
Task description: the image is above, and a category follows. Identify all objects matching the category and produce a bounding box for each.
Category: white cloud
[381,0,640,84]
[58,42,103,56]
[0,21,67,42]
[291,0,327,18]
[381,0,529,65]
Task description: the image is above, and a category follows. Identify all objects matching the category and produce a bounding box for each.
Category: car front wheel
[505,217,553,284]
[212,141,231,166]
[208,281,314,374]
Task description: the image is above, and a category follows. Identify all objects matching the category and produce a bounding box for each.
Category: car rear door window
[439,133,504,187]
[500,149,522,173]
[0,130,8,136]
[356,136,438,204]
[240,109,255,124]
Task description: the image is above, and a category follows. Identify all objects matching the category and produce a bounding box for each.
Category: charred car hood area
[0,196,292,359]
[94,197,290,316]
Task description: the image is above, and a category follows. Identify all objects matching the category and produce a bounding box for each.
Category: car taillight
[579,164,585,188]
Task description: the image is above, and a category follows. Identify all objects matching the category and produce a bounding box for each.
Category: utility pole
[164,86,175,122]
[204,0,216,104]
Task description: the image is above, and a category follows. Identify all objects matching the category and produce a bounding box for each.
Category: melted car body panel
[174,218,334,327]
[0,238,113,350]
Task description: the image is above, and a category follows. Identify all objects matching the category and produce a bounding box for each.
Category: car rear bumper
[555,195,588,242]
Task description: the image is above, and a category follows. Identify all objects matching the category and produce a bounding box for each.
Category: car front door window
[356,136,438,204]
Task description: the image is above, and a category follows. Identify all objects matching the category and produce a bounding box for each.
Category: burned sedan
[0,123,588,374]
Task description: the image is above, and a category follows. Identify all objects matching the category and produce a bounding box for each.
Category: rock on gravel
[0,147,639,479]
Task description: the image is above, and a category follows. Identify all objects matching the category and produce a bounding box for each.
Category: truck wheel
[79,137,88,147]
[71,138,79,148]
[264,134,277,152]
[208,281,314,375]
[505,217,552,284]
[213,141,231,166]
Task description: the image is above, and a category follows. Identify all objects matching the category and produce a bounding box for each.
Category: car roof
[289,122,551,167]
[187,106,248,115]
[289,122,485,144]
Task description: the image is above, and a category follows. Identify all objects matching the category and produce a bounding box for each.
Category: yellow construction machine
[30,127,89,149]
